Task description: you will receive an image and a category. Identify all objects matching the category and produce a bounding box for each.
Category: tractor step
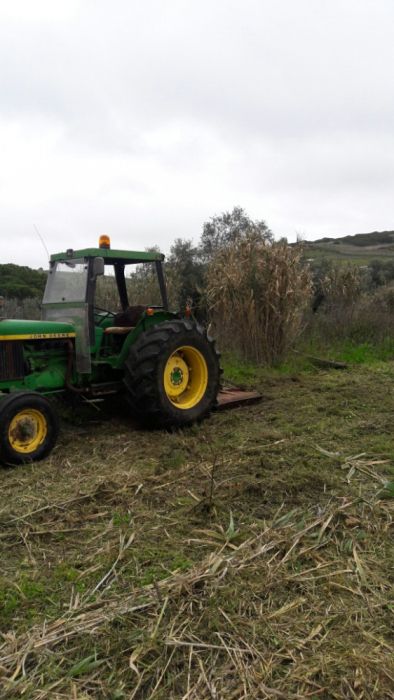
[90,381,123,396]
[216,386,262,410]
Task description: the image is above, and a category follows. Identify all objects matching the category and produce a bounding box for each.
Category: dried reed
[206,234,312,364]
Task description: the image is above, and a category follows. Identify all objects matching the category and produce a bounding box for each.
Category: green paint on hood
[0,319,75,338]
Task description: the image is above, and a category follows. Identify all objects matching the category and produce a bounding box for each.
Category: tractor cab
[42,236,169,373]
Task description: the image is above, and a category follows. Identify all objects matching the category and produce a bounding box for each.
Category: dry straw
[1,488,392,699]
[0,433,393,698]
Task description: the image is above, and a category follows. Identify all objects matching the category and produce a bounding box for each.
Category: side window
[127,263,163,305]
[95,267,119,309]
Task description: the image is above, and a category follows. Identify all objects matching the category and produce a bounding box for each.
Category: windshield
[43,260,88,304]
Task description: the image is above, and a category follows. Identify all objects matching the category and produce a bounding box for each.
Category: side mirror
[92,257,105,278]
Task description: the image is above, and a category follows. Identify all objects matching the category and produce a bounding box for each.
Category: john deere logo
[170,367,183,386]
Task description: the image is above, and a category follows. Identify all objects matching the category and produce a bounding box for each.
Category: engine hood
[0,318,76,340]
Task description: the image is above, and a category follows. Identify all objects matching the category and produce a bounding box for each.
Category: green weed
[112,511,132,527]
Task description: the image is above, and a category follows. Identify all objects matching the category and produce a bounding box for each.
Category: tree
[200,206,273,260]
[167,238,205,313]
[0,263,47,300]
[368,259,394,288]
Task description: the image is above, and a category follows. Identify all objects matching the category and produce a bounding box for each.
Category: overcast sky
[1,0,393,268]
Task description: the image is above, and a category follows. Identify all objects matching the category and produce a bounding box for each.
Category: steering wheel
[94,307,116,326]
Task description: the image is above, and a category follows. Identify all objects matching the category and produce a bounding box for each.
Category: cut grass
[0,361,393,699]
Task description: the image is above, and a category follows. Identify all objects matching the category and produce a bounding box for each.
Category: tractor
[0,236,221,465]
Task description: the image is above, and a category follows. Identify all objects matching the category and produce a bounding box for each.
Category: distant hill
[302,230,394,265]
[314,230,394,247]
[0,263,47,300]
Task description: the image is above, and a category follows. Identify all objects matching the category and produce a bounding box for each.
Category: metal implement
[216,386,262,410]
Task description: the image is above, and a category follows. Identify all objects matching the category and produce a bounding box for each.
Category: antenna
[33,225,50,262]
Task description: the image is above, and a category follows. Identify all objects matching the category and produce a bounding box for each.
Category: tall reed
[206,233,312,364]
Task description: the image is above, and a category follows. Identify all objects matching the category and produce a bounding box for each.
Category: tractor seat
[104,326,134,335]
[113,305,146,327]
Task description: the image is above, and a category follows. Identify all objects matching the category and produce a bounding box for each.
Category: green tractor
[0,237,221,465]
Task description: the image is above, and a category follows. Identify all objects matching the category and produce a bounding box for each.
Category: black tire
[0,392,59,466]
[123,319,221,427]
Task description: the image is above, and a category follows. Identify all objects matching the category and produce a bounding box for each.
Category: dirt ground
[0,361,393,699]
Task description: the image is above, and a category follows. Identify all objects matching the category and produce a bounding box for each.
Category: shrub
[3,297,41,320]
[306,278,394,347]
[320,263,362,314]
[308,263,363,341]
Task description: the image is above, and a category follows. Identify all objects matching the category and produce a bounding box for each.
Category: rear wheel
[0,392,59,465]
[124,320,221,427]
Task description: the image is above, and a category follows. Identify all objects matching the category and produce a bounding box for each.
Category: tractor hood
[0,318,76,341]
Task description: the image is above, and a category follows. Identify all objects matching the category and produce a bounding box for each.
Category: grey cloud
[0,0,394,267]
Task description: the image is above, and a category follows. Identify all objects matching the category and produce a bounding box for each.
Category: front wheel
[123,320,221,427]
[0,392,59,465]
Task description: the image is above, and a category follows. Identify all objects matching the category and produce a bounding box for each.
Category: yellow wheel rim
[8,409,48,454]
[164,346,208,410]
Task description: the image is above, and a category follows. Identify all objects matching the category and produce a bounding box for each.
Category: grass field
[1,357,393,699]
